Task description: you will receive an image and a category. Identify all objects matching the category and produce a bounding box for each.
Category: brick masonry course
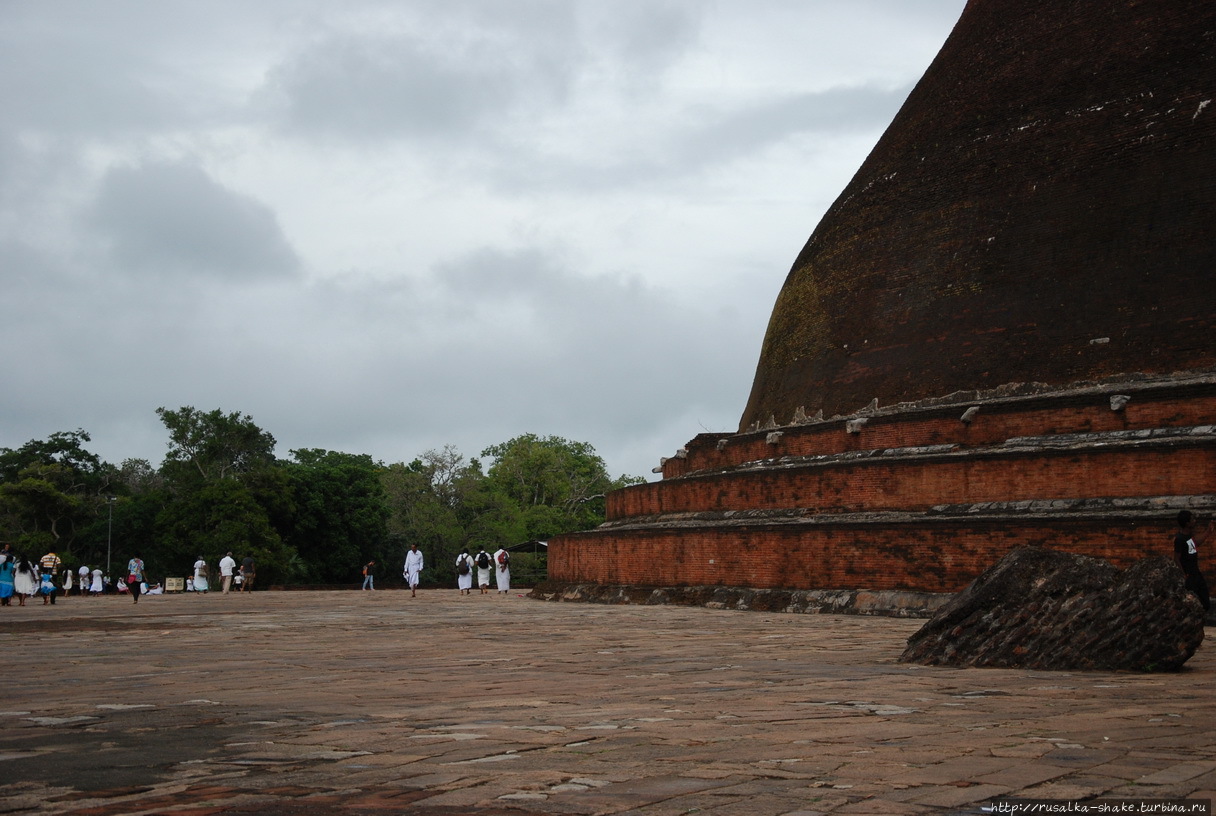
[550,376,1216,596]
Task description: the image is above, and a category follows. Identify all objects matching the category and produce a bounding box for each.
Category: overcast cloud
[0,0,966,479]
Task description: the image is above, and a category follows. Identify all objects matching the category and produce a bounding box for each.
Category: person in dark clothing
[1173,510,1212,611]
[362,560,376,591]
[240,555,255,592]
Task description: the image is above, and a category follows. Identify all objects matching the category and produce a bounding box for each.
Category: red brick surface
[556,380,1215,595]
[662,390,1216,480]
[549,519,1165,595]
[617,445,1213,519]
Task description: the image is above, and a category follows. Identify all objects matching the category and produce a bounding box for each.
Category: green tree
[95,492,162,579]
[115,458,164,495]
[0,429,105,485]
[153,407,297,585]
[0,430,116,558]
[156,406,276,484]
[0,464,86,552]
[380,446,490,586]
[282,449,390,584]
[480,434,641,541]
[153,478,292,584]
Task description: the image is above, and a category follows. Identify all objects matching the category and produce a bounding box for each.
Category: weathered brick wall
[662,387,1216,480]
[548,519,1169,595]
[614,444,1213,520]
[566,380,1215,597]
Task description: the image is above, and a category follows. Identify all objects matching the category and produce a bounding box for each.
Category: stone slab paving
[0,590,1213,815]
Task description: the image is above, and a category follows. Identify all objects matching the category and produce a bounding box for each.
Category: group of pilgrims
[0,546,153,606]
[187,554,253,593]
[455,545,513,596]
[3,543,514,602]
[391,543,513,597]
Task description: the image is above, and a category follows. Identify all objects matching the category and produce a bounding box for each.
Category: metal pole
[106,497,115,577]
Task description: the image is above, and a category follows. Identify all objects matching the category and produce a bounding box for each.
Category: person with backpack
[361,560,376,591]
[455,549,473,595]
[492,547,511,595]
[475,547,492,594]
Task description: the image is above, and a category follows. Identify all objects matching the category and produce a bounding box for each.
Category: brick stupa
[541,0,1216,613]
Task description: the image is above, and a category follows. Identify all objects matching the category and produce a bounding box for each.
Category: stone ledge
[587,494,1216,532]
[684,423,1215,482]
[743,370,1216,437]
[698,372,1216,480]
[528,581,953,618]
[1005,424,1216,448]
[928,495,1216,516]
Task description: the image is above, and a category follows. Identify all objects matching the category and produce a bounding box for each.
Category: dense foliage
[0,409,644,588]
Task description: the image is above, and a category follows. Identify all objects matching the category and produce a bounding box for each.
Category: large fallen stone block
[900,547,1205,671]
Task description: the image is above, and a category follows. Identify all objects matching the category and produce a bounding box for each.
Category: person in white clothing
[193,556,210,592]
[90,568,103,595]
[78,565,90,597]
[403,544,424,598]
[474,548,492,595]
[13,559,38,604]
[455,550,473,595]
[218,552,236,594]
[492,548,511,594]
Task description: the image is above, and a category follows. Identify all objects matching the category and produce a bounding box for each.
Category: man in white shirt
[219,552,237,594]
[403,544,424,598]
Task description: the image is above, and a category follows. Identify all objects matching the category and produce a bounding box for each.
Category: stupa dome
[542,1,1216,613]
[740,0,1216,430]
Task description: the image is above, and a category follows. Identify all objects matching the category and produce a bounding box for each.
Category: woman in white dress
[455,550,473,595]
[193,556,209,593]
[13,558,38,606]
[492,548,511,594]
[90,567,104,595]
[475,548,492,595]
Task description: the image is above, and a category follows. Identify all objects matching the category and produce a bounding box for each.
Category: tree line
[0,407,644,588]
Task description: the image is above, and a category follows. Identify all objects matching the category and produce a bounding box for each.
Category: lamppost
[106,496,117,577]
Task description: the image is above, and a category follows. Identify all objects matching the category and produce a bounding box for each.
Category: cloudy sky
[1,0,966,480]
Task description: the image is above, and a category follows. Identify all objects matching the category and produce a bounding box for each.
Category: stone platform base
[529,580,952,618]
[550,373,1216,596]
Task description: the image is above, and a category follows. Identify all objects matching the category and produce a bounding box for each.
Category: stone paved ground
[1,590,1214,815]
